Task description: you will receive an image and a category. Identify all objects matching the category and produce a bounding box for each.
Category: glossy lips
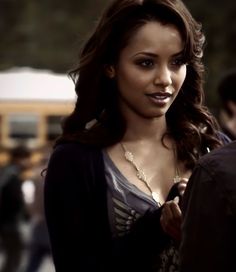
[146,92,172,106]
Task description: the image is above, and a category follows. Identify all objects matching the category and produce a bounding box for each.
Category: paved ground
[0,223,55,272]
[0,250,55,272]
[0,251,55,272]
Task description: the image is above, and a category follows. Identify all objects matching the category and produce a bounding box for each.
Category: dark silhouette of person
[0,146,31,272]
[217,69,236,140]
[24,152,52,272]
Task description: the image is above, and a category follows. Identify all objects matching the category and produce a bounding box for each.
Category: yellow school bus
[0,67,75,165]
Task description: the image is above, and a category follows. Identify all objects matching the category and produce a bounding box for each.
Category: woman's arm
[44,144,110,271]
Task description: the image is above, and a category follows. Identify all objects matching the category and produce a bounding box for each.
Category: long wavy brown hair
[57,0,223,169]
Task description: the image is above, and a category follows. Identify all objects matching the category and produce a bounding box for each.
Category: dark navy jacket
[44,143,169,272]
[180,141,236,272]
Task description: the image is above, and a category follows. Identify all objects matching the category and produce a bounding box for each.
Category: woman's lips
[146,92,172,105]
[146,92,172,98]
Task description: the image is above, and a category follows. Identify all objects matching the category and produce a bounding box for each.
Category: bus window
[8,114,38,140]
[46,115,64,141]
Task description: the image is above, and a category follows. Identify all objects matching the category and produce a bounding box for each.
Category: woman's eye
[137,59,154,68]
[171,58,185,67]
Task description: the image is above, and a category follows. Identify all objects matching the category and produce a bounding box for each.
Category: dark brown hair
[57,0,222,169]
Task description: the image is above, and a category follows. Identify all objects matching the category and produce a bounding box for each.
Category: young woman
[44,0,228,271]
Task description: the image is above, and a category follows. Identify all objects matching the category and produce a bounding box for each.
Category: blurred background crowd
[0,0,236,271]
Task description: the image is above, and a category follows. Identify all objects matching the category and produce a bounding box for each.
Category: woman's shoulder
[45,142,104,184]
[54,141,101,153]
[50,142,102,163]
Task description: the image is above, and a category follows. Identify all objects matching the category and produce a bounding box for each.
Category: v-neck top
[102,150,161,238]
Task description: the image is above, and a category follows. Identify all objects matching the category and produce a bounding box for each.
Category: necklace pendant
[152,192,159,204]
[124,150,134,162]
[173,175,180,184]
[136,170,146,182]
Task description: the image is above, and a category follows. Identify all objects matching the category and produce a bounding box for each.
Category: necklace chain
[121,142,179,205]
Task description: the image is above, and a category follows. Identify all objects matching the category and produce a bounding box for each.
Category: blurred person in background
[0,145,31,272]
[217,69,236,140]
[24,149,51,272]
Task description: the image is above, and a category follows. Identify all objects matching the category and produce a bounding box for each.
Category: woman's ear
[104,65,116,78]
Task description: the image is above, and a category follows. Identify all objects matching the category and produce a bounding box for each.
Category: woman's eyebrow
[172,50,185,57]
[133,52,158,58]
[133,50,185,58]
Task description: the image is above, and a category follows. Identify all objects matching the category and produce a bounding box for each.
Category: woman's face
[112,21,187,119]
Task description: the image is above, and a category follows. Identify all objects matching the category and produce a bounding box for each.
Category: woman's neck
[122,113,168,144]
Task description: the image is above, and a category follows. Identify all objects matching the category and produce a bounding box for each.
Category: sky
[0,67,76,102]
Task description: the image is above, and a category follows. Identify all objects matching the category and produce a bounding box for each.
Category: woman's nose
[154,66,172,87]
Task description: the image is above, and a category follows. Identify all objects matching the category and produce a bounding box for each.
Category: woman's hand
[160,197,182,241]
[160,179,188,241]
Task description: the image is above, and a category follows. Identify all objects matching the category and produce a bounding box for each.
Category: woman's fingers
[159,179,189,241]
[160,212,181,241]
[160,200,182,241]
[163,199,182,221]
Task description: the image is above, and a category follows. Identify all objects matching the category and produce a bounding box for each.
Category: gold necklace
[121,142,180,206]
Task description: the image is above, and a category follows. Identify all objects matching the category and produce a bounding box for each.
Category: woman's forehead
[120,21,184,58]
